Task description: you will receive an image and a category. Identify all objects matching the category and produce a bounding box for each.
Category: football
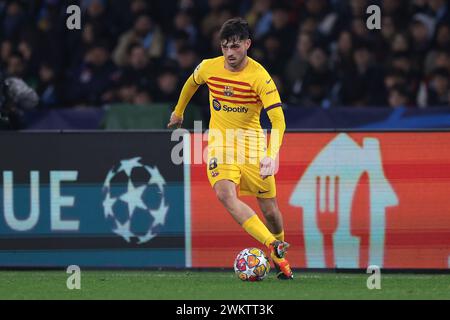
[234,248,270,281]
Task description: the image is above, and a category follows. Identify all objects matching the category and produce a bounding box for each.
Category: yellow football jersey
[193,56,282,163]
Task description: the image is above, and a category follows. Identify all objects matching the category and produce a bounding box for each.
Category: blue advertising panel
[0,132,185,267]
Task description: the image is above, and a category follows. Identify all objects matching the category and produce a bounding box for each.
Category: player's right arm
[167,62,205,128]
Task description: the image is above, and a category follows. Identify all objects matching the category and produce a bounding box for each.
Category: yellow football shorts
[206,156,277,198]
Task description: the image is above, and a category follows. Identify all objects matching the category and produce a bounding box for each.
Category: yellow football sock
[273,231,285,242]
[242,215,277,248]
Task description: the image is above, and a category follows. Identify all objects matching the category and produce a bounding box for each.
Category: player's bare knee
[215,188,236,206]
[259,199,280,219]
[262,207,279,223]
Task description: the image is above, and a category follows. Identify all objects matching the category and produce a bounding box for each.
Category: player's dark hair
[219,18,250,44]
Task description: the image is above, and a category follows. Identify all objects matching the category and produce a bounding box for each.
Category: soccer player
[167,18,293,280]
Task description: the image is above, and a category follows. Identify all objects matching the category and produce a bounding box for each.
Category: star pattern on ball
[234,248,270,281]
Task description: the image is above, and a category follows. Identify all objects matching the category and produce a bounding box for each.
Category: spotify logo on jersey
[223,106,248,113]
[212,99,248,113]
[213,99,222,111]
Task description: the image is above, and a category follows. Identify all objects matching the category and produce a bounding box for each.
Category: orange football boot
[269,241,294,280]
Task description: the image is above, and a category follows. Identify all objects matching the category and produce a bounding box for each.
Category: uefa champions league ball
[234,248,270,281]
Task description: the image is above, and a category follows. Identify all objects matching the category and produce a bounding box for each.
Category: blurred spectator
[6,53,26,78]
[302,0,337,40]
[167,30,192,60]
[427,67,450,106]
[331,30,354,78]
[382,0,410,25]
[82,0,115,40]
[32,0,65,71]
[388,84,411,108]
[285,32,314,91]
[384,68,409,91]
[351,18,371,43]
[111,0,152,33]
[411,0,429,15]
[68,22,97,69]
[302,0,331,20]
[373,15,399,62]
[427,0,450,25]
[17,39,38,81]
[207,27,223,56]
[0,0,449,111]
[119,44,154,91]
[289,46,334,107]
[390,32,412,54]
[380,16,398,42]
[0,40,13,68]
[349,0,369,18]
[299,16,319,35]
[153,65,180,103]
[338,43,385,106]
[176,46,199,80]
[113,14,165,66]
[173,10,198,46]
[67,44,118,106]
[36,62,63,108]
[1,1,26,41]
[425,48,450,76]
[151,0,183,32]
[433,23,450,50]
[166,11,198,59]
[266,4,297,60]
[410,13,436,62]
[115,82,138,104]
[245,0,272,41]
[201,0,234,39]
[257,32,285,76]
[133,89,152,105]
[388,52,422,94]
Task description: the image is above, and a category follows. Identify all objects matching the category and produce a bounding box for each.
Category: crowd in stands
[0,0,449,111]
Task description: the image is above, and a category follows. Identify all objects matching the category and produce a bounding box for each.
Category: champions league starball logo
[102,157,168,244]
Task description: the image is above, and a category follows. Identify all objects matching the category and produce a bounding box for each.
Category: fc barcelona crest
[224,86,234,97]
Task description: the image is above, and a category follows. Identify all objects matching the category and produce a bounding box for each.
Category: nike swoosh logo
[258,190,269,194]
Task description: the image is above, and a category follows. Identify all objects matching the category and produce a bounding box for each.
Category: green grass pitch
[0,270,449,300]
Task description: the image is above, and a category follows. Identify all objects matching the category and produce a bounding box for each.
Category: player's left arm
[255,71,286,178]
[266,106,286,159]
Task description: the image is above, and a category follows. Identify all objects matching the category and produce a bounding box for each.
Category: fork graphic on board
[316,176,339,268]
[290,134,398,268]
